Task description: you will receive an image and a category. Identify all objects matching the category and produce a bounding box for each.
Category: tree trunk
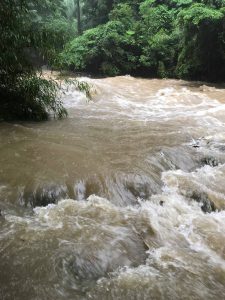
[76,0,82,35]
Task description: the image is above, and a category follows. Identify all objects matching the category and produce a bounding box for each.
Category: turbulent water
[1,77,225,300]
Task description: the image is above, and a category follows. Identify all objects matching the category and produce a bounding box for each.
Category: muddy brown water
[1,77,225,300]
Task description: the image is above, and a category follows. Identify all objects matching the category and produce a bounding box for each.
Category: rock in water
[190,191,215,213]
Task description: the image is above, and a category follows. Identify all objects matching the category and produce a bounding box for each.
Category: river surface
[1,77,225,300]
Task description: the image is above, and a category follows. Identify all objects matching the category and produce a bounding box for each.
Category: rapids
[1,76,225,299]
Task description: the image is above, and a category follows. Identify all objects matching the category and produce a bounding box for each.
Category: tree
[60,0,225,81]
[82,0,115,29]
[76,0,82,34]
[0,0,67,121]
[177,3,225,80]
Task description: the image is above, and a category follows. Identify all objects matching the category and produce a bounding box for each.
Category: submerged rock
[190,191,216,213]
[23,183,68,207]
[68,228,148,281]
[201,156,219,167]
[49,201,152,281]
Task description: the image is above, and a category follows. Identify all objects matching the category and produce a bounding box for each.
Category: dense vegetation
[0,0,72,121]
[60,0,225,81]
[1,0,225,121]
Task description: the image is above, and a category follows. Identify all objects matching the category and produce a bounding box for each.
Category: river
[1,76,225,299]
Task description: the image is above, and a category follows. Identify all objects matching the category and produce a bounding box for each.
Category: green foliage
[64,78,93,99]
[60,19,139,75]
[178,3,223,24]
[59,1,178,77]
[157,61,167,78]
[140,3,174,33]
[109,3,135,28]
[59,0,225,81]
[82,0,114,29]
[140,30,180,76]
[0,0,69,121]
[0,75,67,121]
[176,3,225,80]
[27,0,77,65]
[0,0,31,76]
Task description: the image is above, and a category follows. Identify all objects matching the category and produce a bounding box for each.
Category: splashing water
[1,77,225,300]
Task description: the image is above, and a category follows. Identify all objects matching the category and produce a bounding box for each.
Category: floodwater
[1,76,225,300]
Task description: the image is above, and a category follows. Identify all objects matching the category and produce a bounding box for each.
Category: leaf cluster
[59,0,225,81]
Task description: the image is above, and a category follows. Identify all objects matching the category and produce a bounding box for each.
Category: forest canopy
[1,0,225,121]
[60,0,225,81]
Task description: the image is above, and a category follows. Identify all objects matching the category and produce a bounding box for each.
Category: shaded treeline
[60,0,225,81]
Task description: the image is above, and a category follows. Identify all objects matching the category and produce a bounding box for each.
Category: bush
[0,75,67,121]
[0,0,70,121]
[176,4,225,80]
[59,0,225,81]
[59,20,139,75]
